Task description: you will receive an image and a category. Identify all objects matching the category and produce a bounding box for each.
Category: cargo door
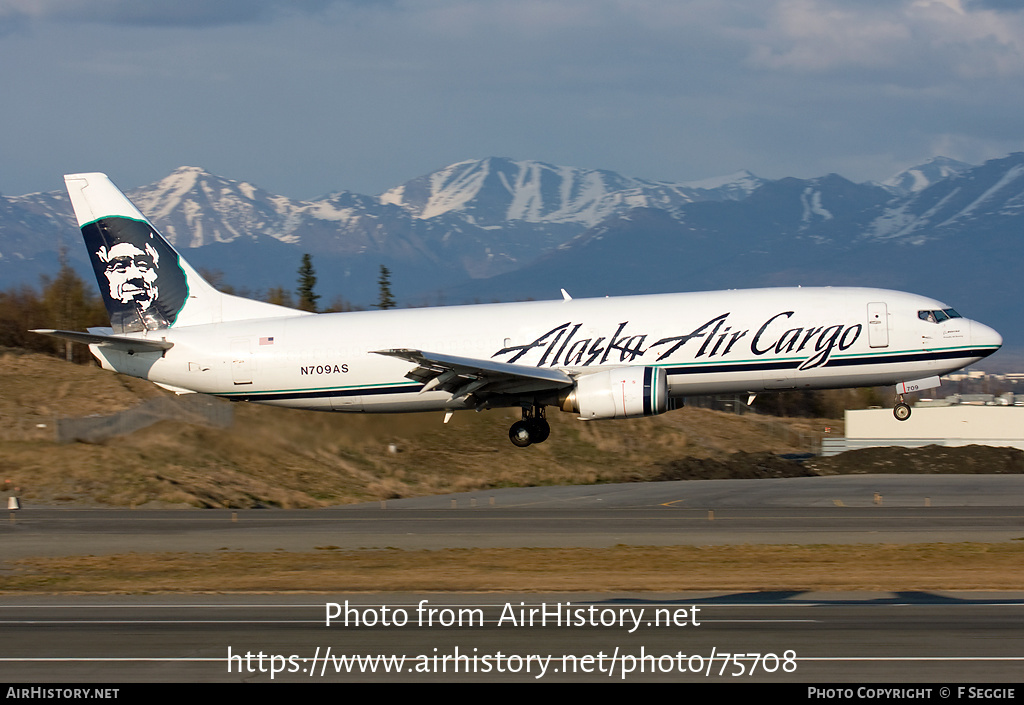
[230,338,253,385]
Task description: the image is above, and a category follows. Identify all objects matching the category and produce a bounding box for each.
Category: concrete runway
[2,592,1023,683]
[4,475,1024,556]
[2,475,1023,683]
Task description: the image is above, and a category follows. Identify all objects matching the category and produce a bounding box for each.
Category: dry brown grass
[0,352,830,508]
[3,543,1021,593]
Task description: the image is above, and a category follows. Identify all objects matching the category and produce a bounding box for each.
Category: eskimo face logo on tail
[96,242,160,308]
[82,217,188,333]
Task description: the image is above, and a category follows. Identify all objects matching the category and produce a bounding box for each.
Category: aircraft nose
[971,320,1002,355]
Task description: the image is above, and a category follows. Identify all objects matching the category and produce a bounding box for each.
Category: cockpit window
[918,309,962,324]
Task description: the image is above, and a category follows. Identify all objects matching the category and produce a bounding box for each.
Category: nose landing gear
[893,394,911,421]
[509,405,550,447]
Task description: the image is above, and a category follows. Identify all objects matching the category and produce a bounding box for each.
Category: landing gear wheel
[528,418,550,444]
[509,405,551,447]
[509,420,533,447]
[893,402,911,421]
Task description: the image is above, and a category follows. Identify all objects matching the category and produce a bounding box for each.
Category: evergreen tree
[374,265,396,310]
[296,254,320,312]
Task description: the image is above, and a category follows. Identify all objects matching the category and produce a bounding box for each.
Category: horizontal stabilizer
[31,329,173,354]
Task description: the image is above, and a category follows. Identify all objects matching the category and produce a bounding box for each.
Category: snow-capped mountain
[128,166,307,248]
[379,157,763,228]
[0,159,768,291]
[0,154,1020,348]
[868,152,1024,243]
[880,156,974,195]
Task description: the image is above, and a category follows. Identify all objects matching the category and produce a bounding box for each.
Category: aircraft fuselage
[89,286,1001,414]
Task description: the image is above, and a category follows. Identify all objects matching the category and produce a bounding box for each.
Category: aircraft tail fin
[64,173,304,332]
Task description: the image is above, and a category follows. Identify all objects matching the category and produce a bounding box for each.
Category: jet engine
[559,367,667,420]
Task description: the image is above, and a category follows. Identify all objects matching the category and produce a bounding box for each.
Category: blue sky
[1,0,1023,199]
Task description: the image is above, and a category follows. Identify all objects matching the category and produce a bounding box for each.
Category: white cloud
[0,0,1022,196]
[743,0,1024,79]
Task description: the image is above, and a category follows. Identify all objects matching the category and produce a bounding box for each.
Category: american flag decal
[259,336,274,346]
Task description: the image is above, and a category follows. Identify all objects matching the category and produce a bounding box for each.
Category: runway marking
[0,619,326,624]
[5,600,1024,608]
[8,512,1024,520]
[0,615,822,624]
[2,656,1024,663]
[0,657,226,662]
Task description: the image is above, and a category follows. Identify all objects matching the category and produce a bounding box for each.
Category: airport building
[822,404,1024,456]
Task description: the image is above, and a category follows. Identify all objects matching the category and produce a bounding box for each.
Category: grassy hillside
[0,350,829,508]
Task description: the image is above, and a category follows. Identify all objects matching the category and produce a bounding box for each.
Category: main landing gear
[893,393,912,421]
[509,405,550,447]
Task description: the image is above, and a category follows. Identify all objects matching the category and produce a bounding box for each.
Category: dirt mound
[653,445,1024,481]
[807,444,1024,475]
[655,451,813,480]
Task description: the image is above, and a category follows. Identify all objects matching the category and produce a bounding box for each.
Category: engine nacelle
[560,366,668,420]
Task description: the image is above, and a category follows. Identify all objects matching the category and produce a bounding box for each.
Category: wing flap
[373,348,572,399]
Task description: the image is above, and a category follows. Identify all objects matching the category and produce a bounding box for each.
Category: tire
[529,419,550,444]
[893,402,911,421]
[509,420,533,447]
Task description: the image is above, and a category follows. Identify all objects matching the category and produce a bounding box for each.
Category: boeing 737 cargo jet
[35,173,1002,446]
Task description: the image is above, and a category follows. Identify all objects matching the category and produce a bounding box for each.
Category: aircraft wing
[32,329,173,354]
[373,348,573,401]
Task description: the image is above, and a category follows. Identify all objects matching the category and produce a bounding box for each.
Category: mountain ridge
[0,154,1019,350]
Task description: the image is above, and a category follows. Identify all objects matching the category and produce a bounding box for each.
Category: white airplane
[36,173,1003,447]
